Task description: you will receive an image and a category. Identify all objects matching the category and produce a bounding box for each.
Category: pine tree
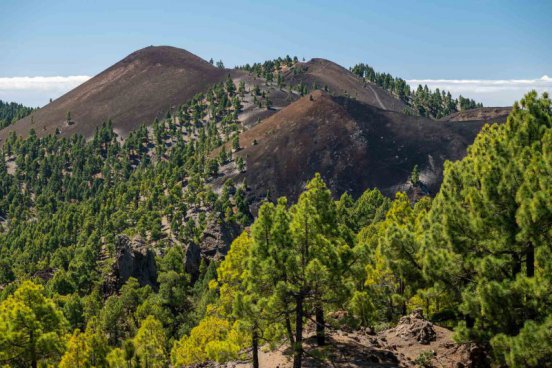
[249,198,296,347]
[59,330,89,368]
[59,327,109,368]
[265,96,272,110]
[236,156,245,172]
[0,281,68,368]
[273,175,345,366]
[134,316,167,368]
[410,165,420,185]
[232,134,240,152]
[225,76,236,96]
[170,316,243,366]
[237,175,348,368]
[421,92,552,350]
[215,232,263,367]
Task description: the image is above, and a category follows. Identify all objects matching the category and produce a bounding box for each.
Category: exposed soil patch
[205,310,478,368]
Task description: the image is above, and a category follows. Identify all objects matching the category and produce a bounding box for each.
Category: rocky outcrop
[184,242,202,281]
[391,309,437,345]
[464,344,491,368]
[376,309,491,368]
[199,216,241,260]
[181,215,241,281]
[103,235,158,295]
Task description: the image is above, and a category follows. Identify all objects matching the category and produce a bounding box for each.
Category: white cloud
[0,76,91,107]
[0,74,550,109]
[406,76,552,107]
[0,76,91,90]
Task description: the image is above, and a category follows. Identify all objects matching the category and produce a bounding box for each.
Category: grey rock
[180,215,241,281]
[184,242,202,281]
[199,216,240,260]
[103,235,158,295]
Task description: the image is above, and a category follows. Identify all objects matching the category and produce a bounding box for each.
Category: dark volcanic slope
[440,106,512,123]
[0,46,226,142]
[227,90,485,201]
[283,58,407,113]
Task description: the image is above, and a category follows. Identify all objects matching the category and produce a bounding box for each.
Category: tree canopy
[0,83,549,367]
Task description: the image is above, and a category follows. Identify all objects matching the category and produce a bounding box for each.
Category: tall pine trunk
[293,295,304,368]
[30,330,37,368]
[285,311,295,346]
[526,242,535,277]
[465,314,475,328]
[252,329,259,368]
[512,253,522,277]
[399,278,407,316]
[315,305,325,346]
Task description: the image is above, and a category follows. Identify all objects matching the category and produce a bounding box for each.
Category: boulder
[465,343,491,368]
[393,309,436,345]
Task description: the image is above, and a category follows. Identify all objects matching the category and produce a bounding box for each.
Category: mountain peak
[114,45,216,70]
[0,46,226,142]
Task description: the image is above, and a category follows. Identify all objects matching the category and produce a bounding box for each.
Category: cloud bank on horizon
[0,75,550,108]
[0,76,91,107]
[406,75,552,107]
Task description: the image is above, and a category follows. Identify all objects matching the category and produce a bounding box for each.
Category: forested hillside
[172,92,551,368]
[0,61,549,368]
[0,77,251,366]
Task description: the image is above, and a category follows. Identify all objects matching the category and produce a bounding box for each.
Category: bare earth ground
[211,310,476,368]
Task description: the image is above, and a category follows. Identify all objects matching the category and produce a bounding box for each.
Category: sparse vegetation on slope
[223,90,487,202]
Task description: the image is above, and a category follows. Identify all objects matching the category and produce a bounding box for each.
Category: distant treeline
[350,63,482,119]
[238,56,483,120]
[236,55,299,77]
[0,100,35,129]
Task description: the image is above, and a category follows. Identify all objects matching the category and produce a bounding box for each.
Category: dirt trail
[367,83,387,110]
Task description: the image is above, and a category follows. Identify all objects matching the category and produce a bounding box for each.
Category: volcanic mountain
[0,46,226,141]
[2,46,505,203]
[226,58,409,129]
[218,90,487,201]
[283,58,408,112]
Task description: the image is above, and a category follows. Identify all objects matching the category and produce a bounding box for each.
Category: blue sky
[0,0,550,107]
